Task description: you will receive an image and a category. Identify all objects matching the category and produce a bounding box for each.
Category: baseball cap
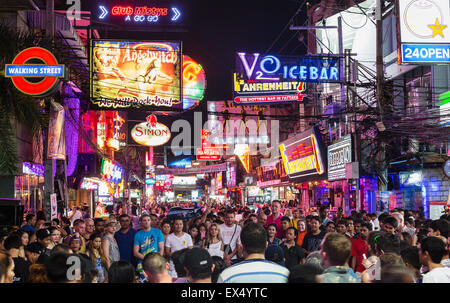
[36,228,51,240]
[184,247,212,277]
[25,241,45,254]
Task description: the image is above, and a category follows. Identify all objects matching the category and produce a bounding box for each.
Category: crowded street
[0,0,449,286]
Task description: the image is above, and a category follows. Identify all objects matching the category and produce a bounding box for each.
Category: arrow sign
[171,7,181,21]
[99,6,108,19]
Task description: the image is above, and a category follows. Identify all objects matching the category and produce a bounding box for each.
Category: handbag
[223,225,237,255]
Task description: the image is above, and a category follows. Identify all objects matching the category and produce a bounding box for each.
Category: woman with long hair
[188,225,202,248]
[267,223,280,246]
[86,233,107,283]
[202,223,224,258]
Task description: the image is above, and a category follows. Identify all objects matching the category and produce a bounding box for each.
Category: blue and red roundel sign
[5,47,65,96]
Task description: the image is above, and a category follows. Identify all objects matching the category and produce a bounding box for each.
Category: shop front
[17,162,44,214]
[326,134,361,215]
[279,126,328,213]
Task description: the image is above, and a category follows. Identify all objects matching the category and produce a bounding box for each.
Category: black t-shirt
[280,242,305,270]
[301,230,326,253]
[12,257,31,283]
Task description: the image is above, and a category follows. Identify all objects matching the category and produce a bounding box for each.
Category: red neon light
[111,6,168,16]
[10,47,59,96]
[112,6,133,15]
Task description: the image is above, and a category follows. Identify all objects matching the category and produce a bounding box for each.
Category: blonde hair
[206,223,223,246]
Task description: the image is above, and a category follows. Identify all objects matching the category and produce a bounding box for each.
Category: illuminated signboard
[182,55,206,110]
[90,40,182,111]
[5,47,65,97]
[95,1,184,27]
[169,157,193,168]
[440,91,450,127]
[131,115,171,146]
[172,176,197,185]
[196,129,222,161]
[226,162,236,188]
[22,162,45,177]
[256,160,287,187]
[216,172,223,191]
[80,178,101,190]
[101,158,124,184]
[145,178,156,185]
[398,0,450,64]
[279,127,326,181]
[234,144,250,173]
[327,135,353,181]
[233,53,340,105]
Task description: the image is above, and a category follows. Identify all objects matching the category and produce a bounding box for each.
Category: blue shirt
[115,228,137,266]
[134,228,164,282]
[21,225,36,233]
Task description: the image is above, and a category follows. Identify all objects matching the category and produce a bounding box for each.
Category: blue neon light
[169,157,193,168]
[401,44,450,63]
[99,6,108,19]
[5,65,64,77]
[171,7,181,21]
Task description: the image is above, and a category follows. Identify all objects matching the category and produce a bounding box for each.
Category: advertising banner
[398,0,450,63]
[47,101,66,160]
[233,53,340,105]
[279,127,327,182]
[90,40,182,111]
[328,135,353,181]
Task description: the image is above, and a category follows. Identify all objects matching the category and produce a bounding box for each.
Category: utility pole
[375,0,387,193]
[43,0,55,221]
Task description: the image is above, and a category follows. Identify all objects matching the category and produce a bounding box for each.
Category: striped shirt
[217,259,290,283]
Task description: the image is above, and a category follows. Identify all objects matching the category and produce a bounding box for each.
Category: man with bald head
[83,218,95,240]
[257,211,267,226]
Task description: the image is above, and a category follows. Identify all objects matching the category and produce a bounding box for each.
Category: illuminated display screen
[398,0,450,64]
[279,127,326,181]
[233,53,340,105]
[182,55,206,110]
[95,1,184,27]
[90,40,182,111]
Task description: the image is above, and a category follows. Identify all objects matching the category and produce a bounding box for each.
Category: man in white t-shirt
[165,218,193,257]
[220,210,242,267]
[419,236,450,283]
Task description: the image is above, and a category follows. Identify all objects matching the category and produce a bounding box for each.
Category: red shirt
[265,215,283,239]
[351,237,367,273]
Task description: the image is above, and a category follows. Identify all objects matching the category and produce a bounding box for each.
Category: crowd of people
[0,199,449,283]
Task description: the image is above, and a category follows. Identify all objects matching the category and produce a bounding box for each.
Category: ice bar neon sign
[236,53,340,82]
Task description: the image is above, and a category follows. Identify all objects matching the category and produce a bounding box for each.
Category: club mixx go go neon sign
[4,47,65,96]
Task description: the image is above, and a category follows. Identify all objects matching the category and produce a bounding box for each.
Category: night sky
[83,0,308,101]
[74,0,309,164]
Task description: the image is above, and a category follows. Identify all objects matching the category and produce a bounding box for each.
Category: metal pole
[376,0,387,192]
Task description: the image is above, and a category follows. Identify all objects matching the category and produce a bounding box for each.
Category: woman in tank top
[102,220,120,269]
[202,223,224,258]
